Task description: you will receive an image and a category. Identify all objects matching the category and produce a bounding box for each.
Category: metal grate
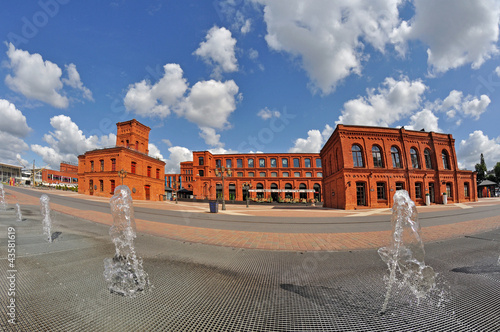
[0,205,499,331]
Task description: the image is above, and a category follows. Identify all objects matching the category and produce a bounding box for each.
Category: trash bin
[442,193,447,205]
[209,200,218,213]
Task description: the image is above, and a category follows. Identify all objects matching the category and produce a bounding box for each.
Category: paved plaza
[1,186,499,331]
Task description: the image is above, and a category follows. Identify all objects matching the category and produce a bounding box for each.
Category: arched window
[299,183,307,200]
[285,183,293,199]
[314,183,321,202]
[372,146,383,168]
[424,149,433,169]
[256,183,264,199]
[442,150,451,170]
[410,148,419,169]
[391,146,402,168]
[352,145,364,167]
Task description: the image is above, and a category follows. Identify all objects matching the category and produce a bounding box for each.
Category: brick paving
[4,186,500,251]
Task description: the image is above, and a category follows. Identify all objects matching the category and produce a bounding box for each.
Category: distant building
[477,179,497,198]
[179,151,323,202]
[320,125,477,209]
[0,162,22,184]
[42,162,78,186]
[78,119,165,201]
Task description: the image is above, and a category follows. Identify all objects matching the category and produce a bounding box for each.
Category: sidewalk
[4,186,500,251]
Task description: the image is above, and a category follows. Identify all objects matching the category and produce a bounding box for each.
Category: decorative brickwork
[78,120,165,201]
[320,125,477,209]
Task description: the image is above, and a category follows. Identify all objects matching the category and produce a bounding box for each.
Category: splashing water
[103,185,150,297]
[16,203,22,222]
[378,190,436,314]
[40,194,52,242]
[0,183,6,211]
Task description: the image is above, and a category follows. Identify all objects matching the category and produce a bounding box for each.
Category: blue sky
[1,0,499,173]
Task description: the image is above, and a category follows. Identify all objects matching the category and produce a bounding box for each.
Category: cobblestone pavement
[3,186,500,251]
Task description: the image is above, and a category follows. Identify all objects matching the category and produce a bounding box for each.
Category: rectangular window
[270,158,277,167]
[316,159,321,168]
[446,183,452,197]
[248,172,254,177]
[282,172,289,177]
[100,160,104,171]
[415,182,422,198]
[131,162,136,174]
[156,168,160,179]
[396,182,404,191]
[237,159,243,168]
[305,172,312,177]
[305,158,311,167]
[99,180,103,192]
[293,158,300,167]
[237,172,243,177]
[464,183,469,197]
[226,159,232,168]
[199,170,204,177]
[90,161,94,172]
[248,158,254,168]
[317,172,323,177]
[111,158,116,171]
[294,172,300,177]
[259,158,265,168]
[377,182,386,200]
[110,180,115,194]
[282,158,288,168]
[147,166,151,177]
[259,172,266,177]
[271,172,277,177]
[216,159,221,168]
[198,157,204,166]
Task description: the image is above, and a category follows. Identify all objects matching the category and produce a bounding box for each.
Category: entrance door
[145,185,150,200]
[429,182,435,203]
[271,183,279,201]
[89,180,94,195]
[356,182,366,206]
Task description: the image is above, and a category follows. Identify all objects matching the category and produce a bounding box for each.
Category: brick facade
[42,162,78,185]
[77,120,165,201]
[320,125,477,209]
[180,151,323,202]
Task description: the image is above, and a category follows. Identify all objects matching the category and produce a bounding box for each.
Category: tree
[475,153,487,184]
[494,162,500,183]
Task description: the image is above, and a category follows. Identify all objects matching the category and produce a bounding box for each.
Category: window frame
[352,144,364,168]
[391,146,402,168]
[372,145,383,168]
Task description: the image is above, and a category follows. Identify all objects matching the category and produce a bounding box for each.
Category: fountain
[0,183,6,210]
[16,203,22,222]
[40,194,52,242]
[378,190,436,314]
[103,185,150,297]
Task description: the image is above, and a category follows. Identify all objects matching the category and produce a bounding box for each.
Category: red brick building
[320,125,477,209]
[78,119,165,201]
[42,162,78,186]
[179,151,323,202]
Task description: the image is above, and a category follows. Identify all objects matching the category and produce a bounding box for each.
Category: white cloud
[241,19,252,34]
[124,63,188,118]
[193,26,238,78]
[0,131,29,166]
[405,109,441,133]
[62,63,93,101]
[5,43,68,108]
[395,0,500,73]
[0,99,31,137]
[289,124,333,153]
[148,143,164,160]
[199,127,224,148]
[164,146,192,174]
[458,130,500,170]
[434,90,490,121]
[254,0,402,94]
[31,115,116,169]
[496,66,500,77]
[162,139,173,147]
[257,107,280,120]
[336,76,427,126]
[178,79,239,130]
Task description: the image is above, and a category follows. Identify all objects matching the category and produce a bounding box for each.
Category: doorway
[356,182,366,206]
[145,185,150,200]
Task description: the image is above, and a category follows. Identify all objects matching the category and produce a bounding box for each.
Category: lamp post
[118,169,127,186]
[172,179,178,204]
[215,166,232,210]
[243,182,252,208]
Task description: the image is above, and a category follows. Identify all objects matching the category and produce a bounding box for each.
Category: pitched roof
[478,179,498,187]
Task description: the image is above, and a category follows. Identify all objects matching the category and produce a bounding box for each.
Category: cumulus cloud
[0,132,29,166]
[193,26,238,78]
[162,139,173,147]
[405,109,441,133]
[253,0,402,94]
[199,127,224,148]
[394,0,500,73]
[148,143,164,160]
[31,115,116,169]
[164,146,193,174]
[257,107,280,120]
[336,76,427,127]
[62,63,93,101]
[0,99,31,137]
[288,124,333,153]
[433,90,490,121]
[457,130,500,170]
[4,43,93,108]
[496,66,500,76]
[124,63,188,118]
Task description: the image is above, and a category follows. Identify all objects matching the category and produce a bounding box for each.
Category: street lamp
[215,166,232,210]
[243,182,252,208]
[118,169,127,186]
[172,179,178,204]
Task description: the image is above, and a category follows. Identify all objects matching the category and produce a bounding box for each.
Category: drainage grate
[0,205,499,331]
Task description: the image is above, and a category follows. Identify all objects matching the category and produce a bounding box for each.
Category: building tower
[116,119,151,154]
